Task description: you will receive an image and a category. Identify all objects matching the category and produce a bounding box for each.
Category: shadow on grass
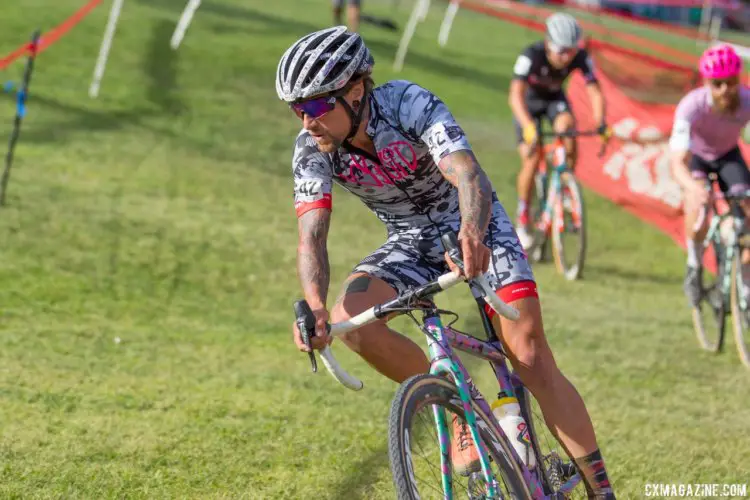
[329,444,391,500]
[144,19,188,115]
[138,0,322,35]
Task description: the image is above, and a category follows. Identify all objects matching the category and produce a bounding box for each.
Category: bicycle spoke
[519,387,587,498]
[389,375,528,500]
[409,409,506,499]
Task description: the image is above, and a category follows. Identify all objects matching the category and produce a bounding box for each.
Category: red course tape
[0,0,103,71]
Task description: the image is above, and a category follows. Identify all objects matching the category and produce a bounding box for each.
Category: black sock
[573,449,615,499]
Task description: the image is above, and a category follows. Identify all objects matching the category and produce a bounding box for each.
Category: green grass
[0,0,749,498]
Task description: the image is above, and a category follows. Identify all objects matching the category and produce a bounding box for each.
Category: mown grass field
[0,0,748,497]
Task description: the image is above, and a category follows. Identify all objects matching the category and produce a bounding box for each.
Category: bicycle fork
[423,316,501,499]
[537,170,572,238]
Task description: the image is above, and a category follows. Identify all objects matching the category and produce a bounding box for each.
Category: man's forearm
[509,84,533,128]
[297,209,331,308]
[671,153,695,191]
[587,84,606,126]
[439,150,493,237]
[298,245,329,308]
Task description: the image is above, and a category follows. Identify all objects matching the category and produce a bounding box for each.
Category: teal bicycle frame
[535,147,571,238]
[701,189,750,309]
[297,231,585,498]
[423,308,581,499]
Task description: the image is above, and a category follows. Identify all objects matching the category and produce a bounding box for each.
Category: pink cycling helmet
[699,44,743,79]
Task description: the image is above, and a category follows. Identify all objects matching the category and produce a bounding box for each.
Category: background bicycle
[528,129,605,281]
[690,174,750,369]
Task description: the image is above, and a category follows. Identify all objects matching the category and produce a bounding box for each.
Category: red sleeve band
[295,194,332,217]
[483,280,538,320]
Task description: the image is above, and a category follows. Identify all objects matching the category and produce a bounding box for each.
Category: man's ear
[349,80,365,101]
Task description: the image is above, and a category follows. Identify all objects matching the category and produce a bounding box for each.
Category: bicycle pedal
[705,287,725,311]
[559,462,578,480]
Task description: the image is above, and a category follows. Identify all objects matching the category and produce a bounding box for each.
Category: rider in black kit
[509,12,610,250]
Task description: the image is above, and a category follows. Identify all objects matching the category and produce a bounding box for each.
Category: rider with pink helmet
[669,43,750,306]
[699,43,744,80]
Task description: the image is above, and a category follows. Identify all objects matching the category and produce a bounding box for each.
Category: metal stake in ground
[1,29,40,207]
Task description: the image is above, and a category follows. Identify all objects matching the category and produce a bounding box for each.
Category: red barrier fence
[547,0,712,40]
[462,0,749,269]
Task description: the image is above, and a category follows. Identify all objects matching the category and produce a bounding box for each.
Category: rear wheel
[516,385,586,498]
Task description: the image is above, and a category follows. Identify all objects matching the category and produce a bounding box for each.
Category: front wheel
[692,240,726,353]
[530,169,549,264]
[388,374,530,500]
[551,172,586,280]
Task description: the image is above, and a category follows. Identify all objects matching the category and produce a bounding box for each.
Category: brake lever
[441,231,466,274]
[293,300,318,373]
[441,232,498,303]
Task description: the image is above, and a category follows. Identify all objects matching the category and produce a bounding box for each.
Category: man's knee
[338,327,367,353]
[508,320,546,370]
[518,145,540,170]
[685,204,710,231]
[553,111,575,132]
[331,274,395,352]
[683,190,711,238]
[514,338,560,394]
[552,113,577,160]
[499,298,559,389]
[740,199,750,219]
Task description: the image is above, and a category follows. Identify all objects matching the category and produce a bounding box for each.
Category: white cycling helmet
[276,26,374,103]
[545,13,582,49]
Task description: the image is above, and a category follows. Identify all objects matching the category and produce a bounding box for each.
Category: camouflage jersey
[290,79,537,299]
[292,79,474,232]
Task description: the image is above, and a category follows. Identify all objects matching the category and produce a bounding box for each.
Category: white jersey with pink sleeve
[669,86,750,161]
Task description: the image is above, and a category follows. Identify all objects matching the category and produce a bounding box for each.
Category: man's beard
[714,92,740,114]
[315,134,343,153]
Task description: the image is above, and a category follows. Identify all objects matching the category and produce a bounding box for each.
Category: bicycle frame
[535,139,581,238]
[703,196,747,307]
[421,307,582,499]
[295,231,582,498]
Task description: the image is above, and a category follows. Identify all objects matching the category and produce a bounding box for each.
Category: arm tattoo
[297,208,331,307]
[438,150,493,236]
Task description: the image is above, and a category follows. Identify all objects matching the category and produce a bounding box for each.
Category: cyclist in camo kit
[278,26,615,498]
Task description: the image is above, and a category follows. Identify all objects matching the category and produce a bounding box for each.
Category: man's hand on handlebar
[293,306,332,352]
[442,230,490,280]
[522,122,538,147]
[597,122,612,147]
